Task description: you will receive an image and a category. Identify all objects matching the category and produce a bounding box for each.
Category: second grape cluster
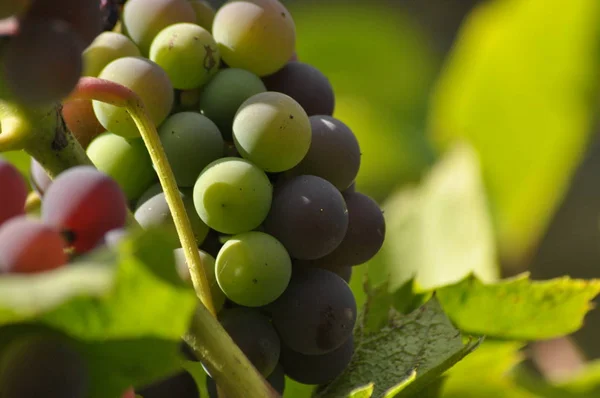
[32,0,387,395]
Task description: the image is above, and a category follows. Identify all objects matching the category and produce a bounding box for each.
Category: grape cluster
[0,159,127,398]
[1,0,387,396]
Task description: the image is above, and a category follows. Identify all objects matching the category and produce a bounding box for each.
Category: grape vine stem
[66,77,278,398]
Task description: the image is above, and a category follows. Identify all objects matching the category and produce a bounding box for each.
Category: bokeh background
[215,0,600,377]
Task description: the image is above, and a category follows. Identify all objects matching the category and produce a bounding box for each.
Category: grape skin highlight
[212,0,296,76]
[193,157,272,234]
[93,56,174,138]
[216,231,292,307]
[233,92,311,172]
[150,23,220,90]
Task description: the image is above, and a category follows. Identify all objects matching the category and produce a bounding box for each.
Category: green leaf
[437,273,600,340]
[428,0,600,261]
[440,341,536,398]
[348,384,375,398]
[0,228,198,398]
[183,359,210,398]
[369,143,499,292]
[315,283,480,398]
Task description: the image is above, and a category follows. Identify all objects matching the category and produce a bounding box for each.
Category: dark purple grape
[293,259,353,283]
[30,158,52,195]
[262,61,335,116]
[3,18,83,106]
[286,116,361,191]
[280,336,354,385]
[136,371,198,398]
[271,268,357,355]
[0,335,89,398]
[42,166,128,254]
[218,307,281,376]
[0,216,68,274]
[26,0,102,46]
[264,175,348,260]
[319,192,386,266]
[100,0,120,32]
[0,158,27,226]
[206,364,285,397]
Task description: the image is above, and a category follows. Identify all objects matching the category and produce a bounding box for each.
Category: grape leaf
[437,273,600,340]
[428,0,600,262]
[315,282,481,398]
[0,228,198,398]
[440,341,536,398]
[348,384,374,398]
[369,143,499,292]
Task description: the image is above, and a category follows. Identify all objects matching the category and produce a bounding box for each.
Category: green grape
[216,231,291,307]
[174,248,226,312]
[212,0,295,76]
[123,0,196,55]
[93,57,173,138]
[87,133,157,202]
[198,68,266,141]
[189,0,216,31]
[193,157,272,234]
[159,112,224,187]
[233,92,310,172]
[149,23,220,90]
[82,32,141,77]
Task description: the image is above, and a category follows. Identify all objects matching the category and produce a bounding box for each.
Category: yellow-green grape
[198,68,266,141]
[92,57,173,138]
[123,0,196,55]
[212,0,295,76]
[87,133,157,202]
[149,23,220,90]
[158,112,224,187]
[193,158,272,234]
[216,231,292,307]
[189,0,215,31]
[233,92,311,172]
[82,32,141,77]
[174,248,226,312]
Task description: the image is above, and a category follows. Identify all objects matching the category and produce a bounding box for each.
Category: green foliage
[437,273,600,340]
[369,143,499,292]
[428,0,600,262]
[515,359,600,398]
[315,281,481,398]
[0,228,197,398]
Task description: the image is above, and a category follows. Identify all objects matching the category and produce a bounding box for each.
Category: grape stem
[66,77,278,398]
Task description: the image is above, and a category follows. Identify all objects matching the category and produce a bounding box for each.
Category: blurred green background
[227,0,600,367]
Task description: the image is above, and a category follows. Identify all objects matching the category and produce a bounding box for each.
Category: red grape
[42,166,127,254]
[0,158,28,227]
[0,216,67,274]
